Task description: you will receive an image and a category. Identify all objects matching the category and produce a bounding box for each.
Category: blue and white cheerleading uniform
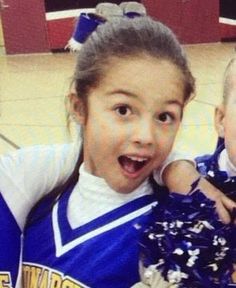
[22,164,158,288]
[0,140,188,288]
[0,143,80,288]
[195,141,236,200]
[0,193,21,288]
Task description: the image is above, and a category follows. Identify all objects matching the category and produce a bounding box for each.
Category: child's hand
[196,176,236,224]
[162,160,236,224]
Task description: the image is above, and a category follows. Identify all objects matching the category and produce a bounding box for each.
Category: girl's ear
[215,104,225,138]
[68,93,86,125]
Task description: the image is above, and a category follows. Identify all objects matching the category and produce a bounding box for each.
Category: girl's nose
[131,120,155,147]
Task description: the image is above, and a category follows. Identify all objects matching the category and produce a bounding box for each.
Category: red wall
[181,0,219,44]
[142,0,220,44]
[220,23,236,40]
[47,18,75,50]
[142,0,182,39]
[1,0,49,54]
[1,0,221,54]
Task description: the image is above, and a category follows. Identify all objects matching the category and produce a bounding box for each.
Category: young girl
[21,16,196,288]
[195,57,236,200]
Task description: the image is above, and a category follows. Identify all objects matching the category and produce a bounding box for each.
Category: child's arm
[162,160,236,223]
[0,142,80,229]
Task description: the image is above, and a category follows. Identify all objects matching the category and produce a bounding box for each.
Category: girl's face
[77,56,185,193]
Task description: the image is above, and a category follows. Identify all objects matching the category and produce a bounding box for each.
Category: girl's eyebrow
[166,99,184,108]
[106,89,138,99]
[107,89,184,108]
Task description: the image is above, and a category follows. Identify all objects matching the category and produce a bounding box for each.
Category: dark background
[45,0,141,12]
[220,0,236,19]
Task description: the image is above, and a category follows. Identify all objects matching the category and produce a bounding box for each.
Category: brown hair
[73,16,195,106]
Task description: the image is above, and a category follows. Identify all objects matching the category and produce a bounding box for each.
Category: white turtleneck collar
[218,148,236,177]
[68,163,153,229]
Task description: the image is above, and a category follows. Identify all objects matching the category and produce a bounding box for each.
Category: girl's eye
[115,105,131,117]
[157,112,175,123]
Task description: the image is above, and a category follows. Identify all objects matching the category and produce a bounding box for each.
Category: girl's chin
[108,178,145,194]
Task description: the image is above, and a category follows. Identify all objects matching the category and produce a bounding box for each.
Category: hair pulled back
[74,16,195,104]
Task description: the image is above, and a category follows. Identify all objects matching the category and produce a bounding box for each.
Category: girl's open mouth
[118,155,149,175]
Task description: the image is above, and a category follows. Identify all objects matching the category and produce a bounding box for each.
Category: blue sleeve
[0,193,21,288]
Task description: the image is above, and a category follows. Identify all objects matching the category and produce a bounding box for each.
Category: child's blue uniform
[23,185,157,288]
[0,143,181,288]
[0,143,80,288]
[0,193,21,288]
[195,142,236,201]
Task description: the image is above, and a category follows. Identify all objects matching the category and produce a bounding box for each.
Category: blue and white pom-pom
[139,178,236,288]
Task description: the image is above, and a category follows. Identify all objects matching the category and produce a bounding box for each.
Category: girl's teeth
[128,156,148,162]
